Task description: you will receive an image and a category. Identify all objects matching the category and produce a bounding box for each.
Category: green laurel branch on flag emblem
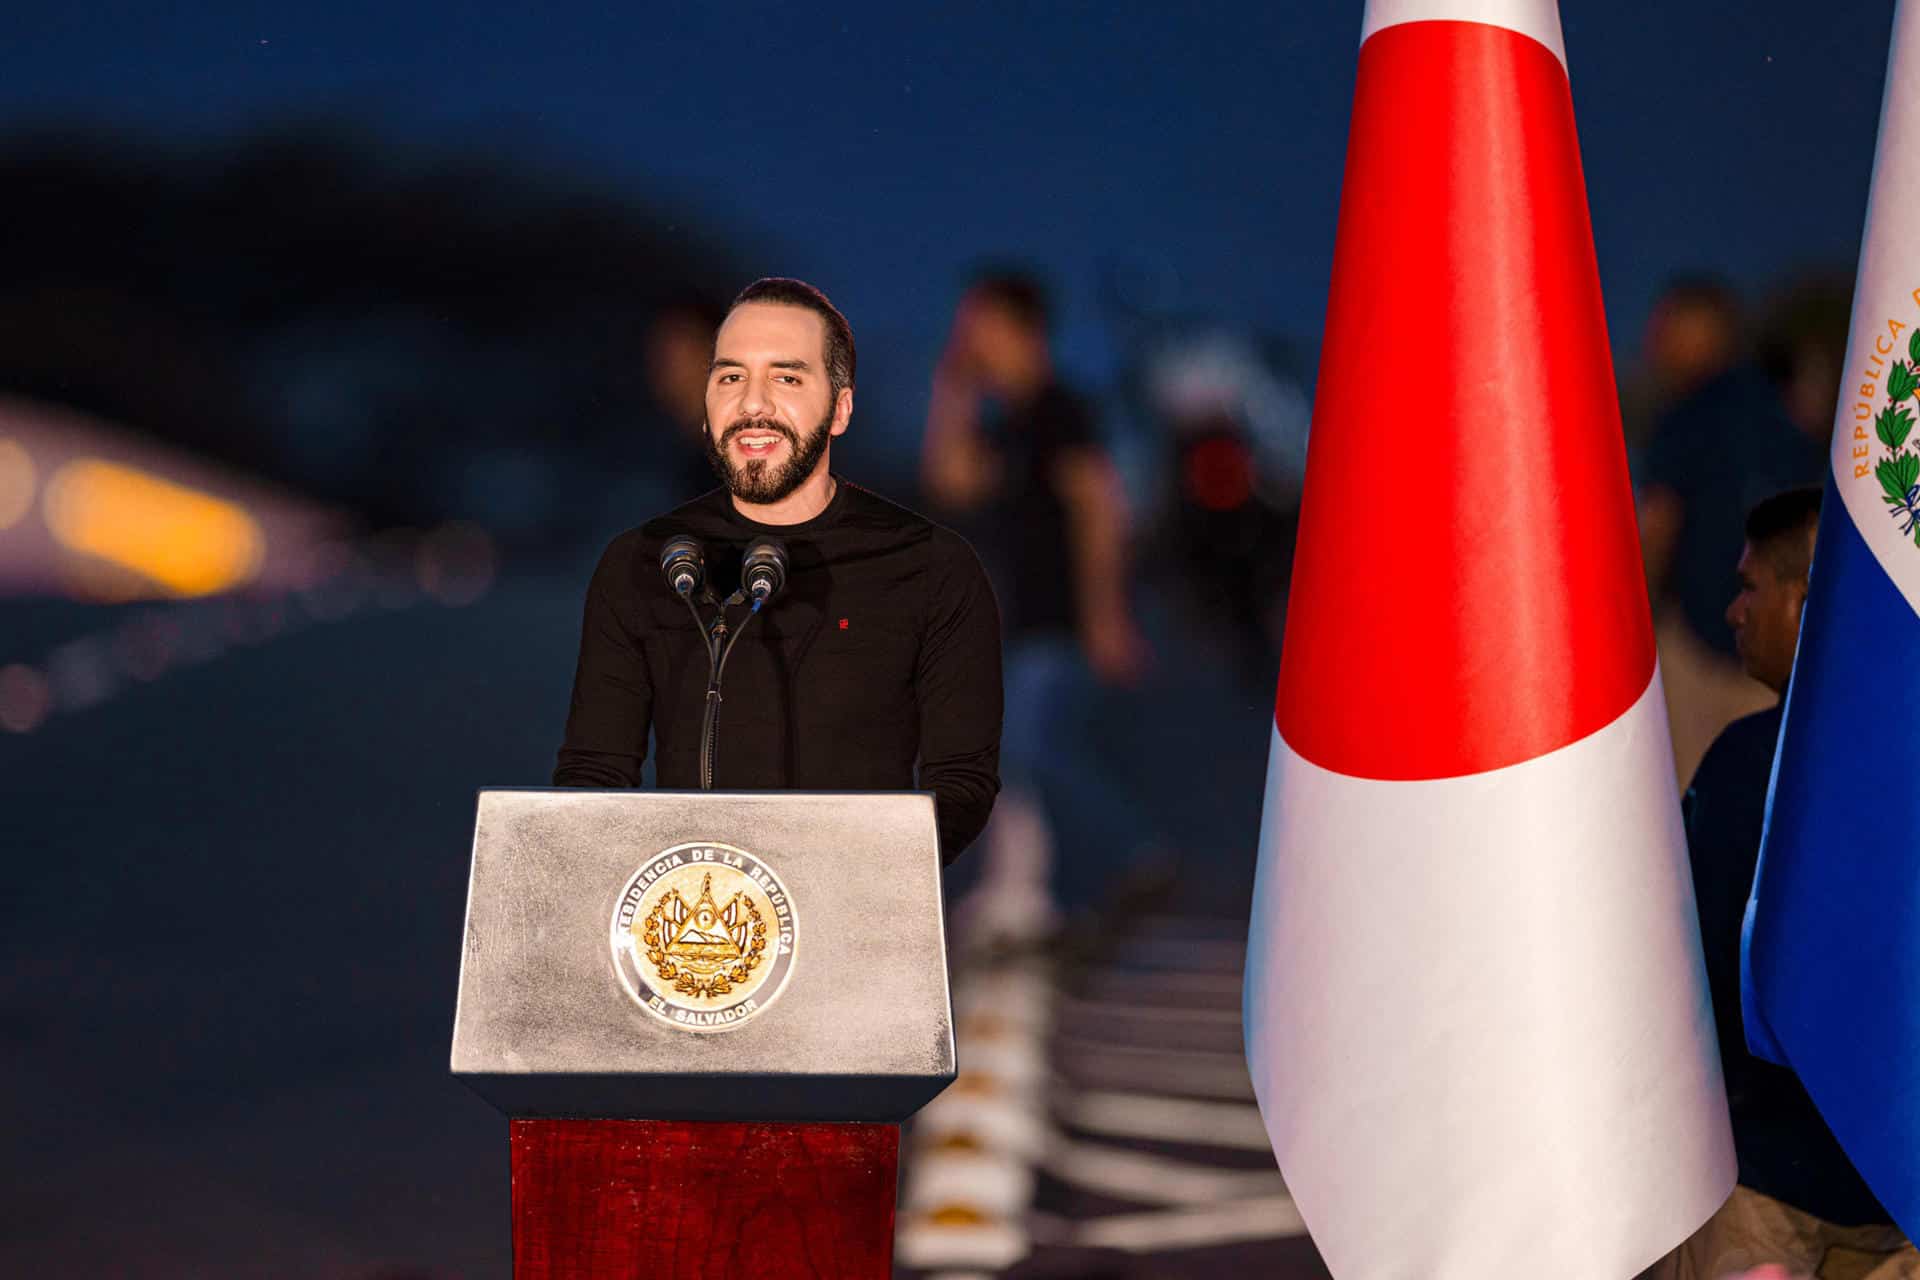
[1876,331,1920,545]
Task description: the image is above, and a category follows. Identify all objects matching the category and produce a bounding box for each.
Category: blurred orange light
[44,459,264,597]
[0,437,34,531]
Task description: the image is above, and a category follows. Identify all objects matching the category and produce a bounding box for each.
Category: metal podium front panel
[450,789,955,1122]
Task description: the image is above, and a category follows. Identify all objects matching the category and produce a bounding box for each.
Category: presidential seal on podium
[610,842,797,1031]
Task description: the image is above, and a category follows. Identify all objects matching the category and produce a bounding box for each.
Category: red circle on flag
[1275,20,1655,781]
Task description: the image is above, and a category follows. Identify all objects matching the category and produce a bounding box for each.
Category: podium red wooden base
[509,1119,900,1279]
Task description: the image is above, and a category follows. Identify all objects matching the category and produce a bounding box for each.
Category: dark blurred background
[0,3,1893,1275]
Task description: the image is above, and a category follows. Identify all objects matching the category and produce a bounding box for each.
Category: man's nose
[1726,597,1744,630]
[739,373,772,416]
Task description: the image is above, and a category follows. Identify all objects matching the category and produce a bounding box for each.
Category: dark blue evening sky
[3,2,1897,439]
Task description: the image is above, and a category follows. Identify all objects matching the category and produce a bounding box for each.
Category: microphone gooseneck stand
[663,534,788,791]
[688,592,765,791]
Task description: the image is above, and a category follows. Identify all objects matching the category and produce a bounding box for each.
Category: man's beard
[705,410,834,504]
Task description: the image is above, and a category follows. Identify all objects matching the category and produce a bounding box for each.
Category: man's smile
[732,431,788,456]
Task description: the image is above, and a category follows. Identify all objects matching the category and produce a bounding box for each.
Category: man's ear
[830,387,853,437]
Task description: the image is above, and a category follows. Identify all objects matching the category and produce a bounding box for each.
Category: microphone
[660,535,705,598]
[741,537,788,606]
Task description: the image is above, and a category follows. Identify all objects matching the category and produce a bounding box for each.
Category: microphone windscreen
[741,537,788,602]
[660,535,705,595]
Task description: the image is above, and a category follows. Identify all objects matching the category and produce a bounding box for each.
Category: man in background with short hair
[1652,486,1915,1278]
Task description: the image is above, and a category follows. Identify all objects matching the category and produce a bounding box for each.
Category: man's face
[1726,540,1808,694]
[1644,299,1734,397]
[958,295,1040,395]
[703,302,850,504]
[645,311,715,429]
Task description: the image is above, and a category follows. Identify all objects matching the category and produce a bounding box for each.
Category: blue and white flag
[1744,0,1920,1234]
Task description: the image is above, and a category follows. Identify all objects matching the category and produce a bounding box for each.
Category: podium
[451,789,956,1278]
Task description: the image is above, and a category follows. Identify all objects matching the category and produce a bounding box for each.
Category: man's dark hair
[1745,486,1823,582]
[1756,271,1852,393]
[729,277,855,397]
[967,268,1051,334]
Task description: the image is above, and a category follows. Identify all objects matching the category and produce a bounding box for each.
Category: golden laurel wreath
[640,873,769,999]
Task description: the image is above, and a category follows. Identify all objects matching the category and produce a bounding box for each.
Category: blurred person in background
[1152,401,1300,685]
[1623,275,1745,450]
[1638,272,1851,783]
[1649,488,1914,1280]
[1102,294,1314,688]
[922,268,1162,919]
[554,277,1003,862]
[641,296,730,503]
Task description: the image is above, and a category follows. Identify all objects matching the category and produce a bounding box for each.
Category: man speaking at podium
[552,277,1003,862]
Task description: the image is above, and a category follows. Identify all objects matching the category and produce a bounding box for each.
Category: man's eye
[778,375,800,384]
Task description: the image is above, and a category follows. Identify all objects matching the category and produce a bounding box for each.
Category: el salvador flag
[1744,0,1920,1236]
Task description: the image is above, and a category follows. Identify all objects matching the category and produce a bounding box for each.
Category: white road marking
[915,1092,1050,1160]
[894,1218,1029,1272]
[1052,1036,1258,1100]
[1057,1090,1276,1152]
[1042,1137,1286,1206]
[902,1150,1036,1216]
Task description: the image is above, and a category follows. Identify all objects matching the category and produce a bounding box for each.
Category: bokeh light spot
[0,664,53,733]
[417,521,498,606]
[0,438,34,531]
[44,459,265,597]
